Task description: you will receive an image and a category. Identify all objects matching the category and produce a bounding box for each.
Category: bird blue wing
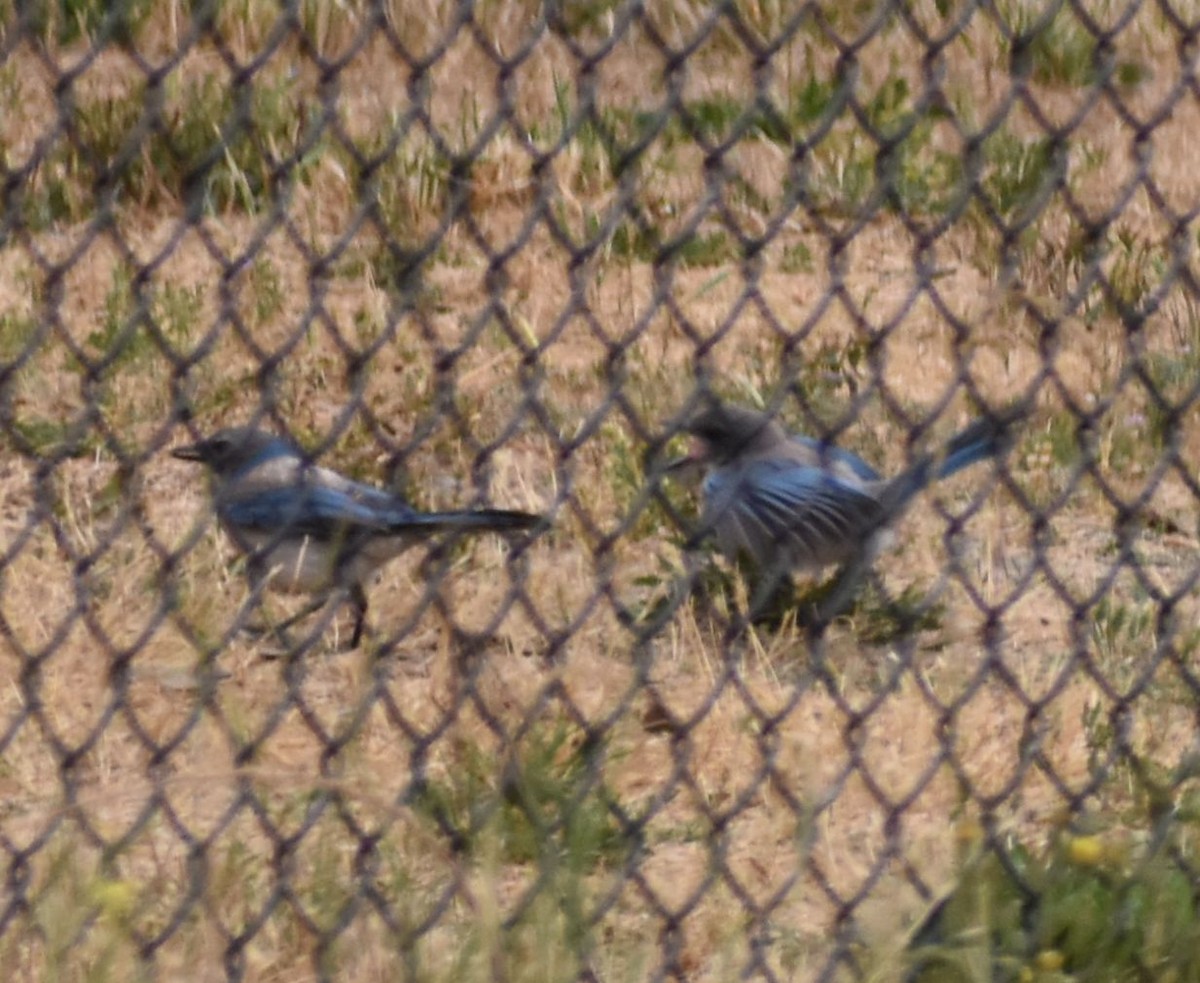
[703,459,886,567]
[791,436,882,483]
[330,473,411,512]
[220,485,411,540]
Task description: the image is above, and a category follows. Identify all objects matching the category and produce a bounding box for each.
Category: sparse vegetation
[415,720,629,868]
[0,0,1196,979]
[902,813,1200,983]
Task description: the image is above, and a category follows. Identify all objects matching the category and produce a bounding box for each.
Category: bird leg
[246,593,375,656]
[803,550,873,630]
[238,557,328,653]
[237,552,370,654]
[743,557,799,628]
[347,582,369,651]
[239,599,322,658]
[262,597,328,636]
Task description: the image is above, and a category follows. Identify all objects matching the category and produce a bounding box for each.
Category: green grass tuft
[415,721,630,871]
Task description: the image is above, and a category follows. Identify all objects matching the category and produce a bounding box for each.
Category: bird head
[172,427,296,476]
[670,403,787,470]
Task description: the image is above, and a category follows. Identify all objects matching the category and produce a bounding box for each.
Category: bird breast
[232,530,414,593]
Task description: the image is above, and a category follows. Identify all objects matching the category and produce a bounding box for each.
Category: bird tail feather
[881,408,1020,515]
[934,414,1014,481]
[389,509,541,534]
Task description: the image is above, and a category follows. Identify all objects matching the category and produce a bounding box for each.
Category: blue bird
[173,427,541,649]
[672,402,1015,581]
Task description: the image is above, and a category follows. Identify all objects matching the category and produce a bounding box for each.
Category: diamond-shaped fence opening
[2,0,1199,979]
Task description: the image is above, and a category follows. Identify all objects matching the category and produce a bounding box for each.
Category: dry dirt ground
[2,1,1200,980]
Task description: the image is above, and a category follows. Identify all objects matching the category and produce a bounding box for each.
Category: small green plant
[887,123,965,216]
[1091,596,1155,675]
[1004,3,1147,93]
[1011,6,1098,87]
[1141,297,1200,446]
[0,60,19,106]
[175,71,319,212]
[17,0,153,45]
[851,583,947,645]
[791,71,841,127]
[154,281,204,350]
[671,230,735,268]
[553,78,618,187]
[416,721,629,871]
[609,218,659,262]
[360,133,452,236]
[809,0,898,40]
[602,418,655,537]
[1114,60,1150,89]
[903,817,1200,982]
[0,311,39,364]
[1099,404,1148,472]
[979,129,1063,224]
[1093,228,1168,319]
[84,262,154,371]
[778,338,870,430]
[247,256,284,328]
[0,834,138,979]
[58,70,317,217]
[1040,411,1083,469]
[780,240,815,274]
[4,417,82,456]
[679,95,766,143]
[792,72,964,218]
[551,0,624,34]
[1011,412,1080,508]
[792,129,874,215]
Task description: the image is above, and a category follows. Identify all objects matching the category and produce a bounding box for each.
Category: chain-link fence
[2,0,1200,979]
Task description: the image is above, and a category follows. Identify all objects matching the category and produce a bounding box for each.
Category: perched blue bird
[672,403,1014,579]
[173,427,541,648]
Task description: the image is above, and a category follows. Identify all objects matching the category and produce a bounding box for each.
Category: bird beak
[665,437,709,474]
[171,442,206,462]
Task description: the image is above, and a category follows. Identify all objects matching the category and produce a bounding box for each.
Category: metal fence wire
[3,0,1200,979]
